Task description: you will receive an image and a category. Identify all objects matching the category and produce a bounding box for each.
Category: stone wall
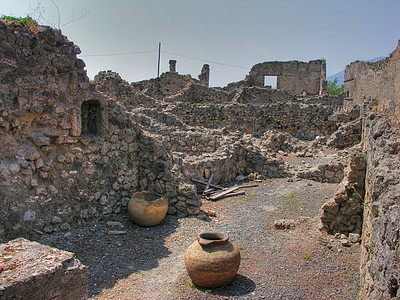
[233,86,295,104]
[327,118,362,149]
[169,102,339,140]
[130,71,195,100]
[248,60,326,95]
[165,81,234,104]
[360,111,400,299]
[319,146,366,235]
[344,40,400,127]
[180,142,287,184]
[0,20,199,242]
[341,41,400,299]
[296,161,345,184]
[0,237,87,299]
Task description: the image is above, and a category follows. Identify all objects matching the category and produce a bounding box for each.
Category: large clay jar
[128,191,168,227]
[184,232,241,288]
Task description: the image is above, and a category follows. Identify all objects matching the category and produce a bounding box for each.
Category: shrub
[327,78,344,95]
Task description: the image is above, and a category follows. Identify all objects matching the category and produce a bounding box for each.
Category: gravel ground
[36,165,361,299]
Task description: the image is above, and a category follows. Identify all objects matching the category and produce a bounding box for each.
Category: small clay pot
[184,232,241,288]
[128,191,168,227]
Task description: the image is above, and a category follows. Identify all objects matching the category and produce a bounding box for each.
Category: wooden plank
[203,188,215,196]
[208,187,228,197]
[191,178,223,190]
[206,190,245,200]
[208,186,240,201]
[221,190,245,198]
[107,230,127,235]
[238,184,259,189]
[203,173,214,193]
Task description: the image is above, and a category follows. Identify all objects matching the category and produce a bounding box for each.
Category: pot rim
[198,232,229,246]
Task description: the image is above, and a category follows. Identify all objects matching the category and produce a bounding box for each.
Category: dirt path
[38,177,361,299]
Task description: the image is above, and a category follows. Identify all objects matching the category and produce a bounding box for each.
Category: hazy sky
[2,0,400,87]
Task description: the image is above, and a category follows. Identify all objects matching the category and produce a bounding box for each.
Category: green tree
[327,78,344,95]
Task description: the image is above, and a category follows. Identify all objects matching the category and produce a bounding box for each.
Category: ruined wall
[130,71,195,100]
[319,146,366,235]
[169,102,339,140]
[327,118,362,149]
[340,42,400,298]
[360,109,400,299]
[248,59,326,95]
[164,82,234,104]
[0,20,199,242]
[344,40,400,127]
[233,86,295,104]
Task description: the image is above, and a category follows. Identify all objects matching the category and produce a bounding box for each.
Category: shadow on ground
[36,211,184,297]
[194,274,256,297]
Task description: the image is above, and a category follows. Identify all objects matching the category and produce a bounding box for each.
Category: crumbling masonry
[0,18,399,299]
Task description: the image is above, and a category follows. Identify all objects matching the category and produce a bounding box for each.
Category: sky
[1,0,400,87]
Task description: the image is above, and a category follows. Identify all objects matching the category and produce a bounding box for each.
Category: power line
[79,48,250,70]
[80,50,157,57]
[162,50,249,70]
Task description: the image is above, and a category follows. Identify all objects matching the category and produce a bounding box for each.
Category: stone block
[0,238,87,300]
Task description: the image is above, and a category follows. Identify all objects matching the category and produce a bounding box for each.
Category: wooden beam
[191,178,223,190]
[208,186,240,201]
[238,184,259,189]
[203,188,215,196]
[204,173,214,193]
[220,190,245,198]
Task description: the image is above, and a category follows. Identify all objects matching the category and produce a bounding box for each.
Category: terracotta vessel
[128,191,168,227]
[184,232,241,288]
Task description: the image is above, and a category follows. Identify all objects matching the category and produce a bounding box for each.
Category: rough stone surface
[344,39,400,127]
[4,19,399,300]
[0,237,87,300]
[0,20,199,241]
[341,40,400,299]
[319,145,366,235]
[360,111,400,299]
[296,161,344,183]
[327,117,362,149]
[248,60,327,95]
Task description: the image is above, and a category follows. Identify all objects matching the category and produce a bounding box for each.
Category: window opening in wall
[81,100,102,136]
[264,76,277,89]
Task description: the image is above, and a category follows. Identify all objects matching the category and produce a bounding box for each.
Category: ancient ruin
[0,18,399,299]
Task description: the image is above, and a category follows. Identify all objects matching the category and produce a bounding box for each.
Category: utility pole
[157,42,161,77]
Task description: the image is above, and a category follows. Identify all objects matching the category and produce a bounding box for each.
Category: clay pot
[184,232,241,288]
[128,191,168,227]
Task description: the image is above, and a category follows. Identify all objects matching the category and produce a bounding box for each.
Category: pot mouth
[198,232,229,246]
[132,191,161,202]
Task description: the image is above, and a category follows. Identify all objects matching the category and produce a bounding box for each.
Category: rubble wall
[165,82,233,104]
[170,102,339,140]
[319,147,366,235]
[347,42,400,299]
[360,110,400,299]
[248,60,326,95]
[130,71,194,100]
[0,20,199,242]
[344,40,400,127]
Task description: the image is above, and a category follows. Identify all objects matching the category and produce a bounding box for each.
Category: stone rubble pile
[319,145,366,235]
[327,117,362,149]
[296,161,344,183]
